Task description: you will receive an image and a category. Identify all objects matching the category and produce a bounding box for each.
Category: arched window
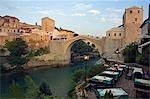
[138,10,140,13]
[114,33,116,36]
[130,10,132,13]
[109,34,110,36]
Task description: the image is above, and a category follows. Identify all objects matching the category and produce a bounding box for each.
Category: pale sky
[0,0,149,37]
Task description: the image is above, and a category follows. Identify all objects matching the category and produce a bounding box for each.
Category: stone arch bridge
[49,35,105,65]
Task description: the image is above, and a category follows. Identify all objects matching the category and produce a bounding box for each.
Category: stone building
[123,6,143,45]
[138,4,150,64]
[19,22,41,33]
[0,15,20,34]
[0,16,19,47]
[58,28,74,40]
[103,26,125,58]
[103,6,144,59]
[21,29,50,49]
[49,27,75,40]
[0,15,49,49]
[42,17,55,33]
[0,32,16,47]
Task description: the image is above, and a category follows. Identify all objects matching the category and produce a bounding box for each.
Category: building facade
[138,4,150,65]
[49,27,75,40]
[103,26,125,58]
[103,6,144,59]
[0,15,20,34]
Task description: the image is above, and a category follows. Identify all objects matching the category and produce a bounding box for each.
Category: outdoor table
[133,67,143,74]
[100,71,119,81]
[107,67,123,76]
[92,75,113,85]
[96,88,128,99]
[119,64,127,68]
[133,67,143,79]
[134,78,150,94]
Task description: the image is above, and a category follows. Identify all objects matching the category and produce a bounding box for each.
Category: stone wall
[25,59,69,68]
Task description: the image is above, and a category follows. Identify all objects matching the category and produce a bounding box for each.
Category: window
[138,10,140,13]
[14,30,16,32]
[130,10,132,13]
[114,33,116,36]
[0,29,1,32]
[135,18,137,21]
[109,34,110,36]
[119,33,121,36]
[50,36,53,40]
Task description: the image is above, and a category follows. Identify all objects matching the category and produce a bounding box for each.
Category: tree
[39,82,52,96]
[34,47,49,56]
[72,68,85,83]
[5,38,29,68]
[0,48,6,56]
[24,75,39,98]
[122,42,139,63]
[88,64,105,77]
[71,40,94,55]
[9,81,24,98]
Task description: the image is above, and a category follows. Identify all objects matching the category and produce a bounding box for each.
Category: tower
[42,17,55,33]
[123,6,143,45]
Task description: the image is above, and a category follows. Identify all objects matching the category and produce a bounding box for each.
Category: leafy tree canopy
[5,38,29,67]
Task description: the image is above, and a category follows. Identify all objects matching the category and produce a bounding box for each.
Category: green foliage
[67,88,76,98]
[72,68,85,83]
[27,47,49,57]
[0,48,6,56]
[71,40,94,55]
[136,54,144,64]
[87,64,106,77]
[122,42,139,63]
[122,42,148,65]
[9,81,24,98]
[24,75,39,98]
[7,75,56,99]
[5,38,29,67]
[39,82,52,96]
[69,64,105,98]
[34,47,49,56]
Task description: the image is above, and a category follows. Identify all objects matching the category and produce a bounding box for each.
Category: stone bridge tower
[123,6,143,45]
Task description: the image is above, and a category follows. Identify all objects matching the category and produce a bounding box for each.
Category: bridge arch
[63,36,104,63]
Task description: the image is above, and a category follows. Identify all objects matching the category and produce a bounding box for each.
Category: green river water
[1,58,100,98]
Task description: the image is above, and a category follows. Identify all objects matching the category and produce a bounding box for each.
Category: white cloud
[38,10,65,16]
[73,3,92,10]
[98,13,122,24]
[97,7,123,24]
[88,9,100,15]
[106,8,124,13]
[99,17,106,23]
[71,13,86,16]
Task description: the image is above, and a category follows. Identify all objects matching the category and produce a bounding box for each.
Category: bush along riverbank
[67,64,106,98]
